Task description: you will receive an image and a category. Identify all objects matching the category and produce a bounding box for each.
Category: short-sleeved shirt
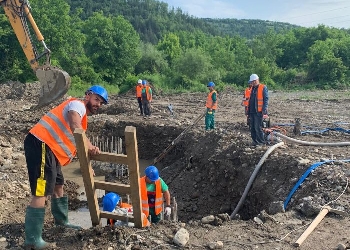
[146,178,168,192]
[63,100,86,123]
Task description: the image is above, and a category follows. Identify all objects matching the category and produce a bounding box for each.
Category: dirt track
[0,83,350,249]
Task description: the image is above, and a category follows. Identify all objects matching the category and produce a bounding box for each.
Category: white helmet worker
[249,74,259,82]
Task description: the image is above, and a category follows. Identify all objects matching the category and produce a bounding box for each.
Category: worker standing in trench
[140,165,172,223]
[102,192,150,227]
[23,85,108,249]
[205,81,218,131]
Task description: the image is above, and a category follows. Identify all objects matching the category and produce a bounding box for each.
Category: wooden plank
[294,207,330,247]
[100,211,135,223]
[94,180,131,194]
[73,128,100,226]
[125,126,143,228]
[90,152,128,165]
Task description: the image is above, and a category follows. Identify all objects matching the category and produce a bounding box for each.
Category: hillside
[66,0,299,42]
[202,18,300,39]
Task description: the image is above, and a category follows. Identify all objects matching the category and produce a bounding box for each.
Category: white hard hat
[249,74,259,81]
[137,79,142,83]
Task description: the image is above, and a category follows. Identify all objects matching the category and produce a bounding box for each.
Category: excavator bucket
[33,66,71,109]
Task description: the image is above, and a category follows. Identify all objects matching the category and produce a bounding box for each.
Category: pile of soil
[0,82,350,249]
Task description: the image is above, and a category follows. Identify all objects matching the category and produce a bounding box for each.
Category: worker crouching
[103,192,150,227]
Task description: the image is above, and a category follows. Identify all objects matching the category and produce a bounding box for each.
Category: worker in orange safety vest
[140,165,171,223]
[242,80,253,126]
[23,85,108,249]
[103,192,150,227]
[136,79,144,115]
[205,81,218,131]
[141,80,152,118]
[246,74,269,146]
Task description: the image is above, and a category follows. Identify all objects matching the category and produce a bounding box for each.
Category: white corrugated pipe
[230,142,285,219]
[274,132,350,146]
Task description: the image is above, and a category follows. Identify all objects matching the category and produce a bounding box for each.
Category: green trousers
[149,207,161,223]
[205,108,215,130]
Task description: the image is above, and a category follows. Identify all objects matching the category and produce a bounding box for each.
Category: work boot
[24,206,55,250]
[51,196,82,230]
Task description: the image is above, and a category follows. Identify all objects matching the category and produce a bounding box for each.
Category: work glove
[164,206,172,216]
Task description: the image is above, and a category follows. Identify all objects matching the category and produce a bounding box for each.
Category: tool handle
[293,207,329,247]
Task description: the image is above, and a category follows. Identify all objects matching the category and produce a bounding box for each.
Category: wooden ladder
[73,126,143,228]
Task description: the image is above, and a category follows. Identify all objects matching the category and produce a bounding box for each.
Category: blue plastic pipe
[284,159,350,210]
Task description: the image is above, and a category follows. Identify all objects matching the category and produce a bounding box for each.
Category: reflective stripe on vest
[140,176,163,217]
[30,98,87,166]
[206,90,218,109]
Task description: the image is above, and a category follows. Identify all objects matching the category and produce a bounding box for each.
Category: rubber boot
[24,206,54,250]
[51,196,82,230]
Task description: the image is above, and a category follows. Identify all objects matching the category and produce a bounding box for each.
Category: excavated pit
[86,119,301,222]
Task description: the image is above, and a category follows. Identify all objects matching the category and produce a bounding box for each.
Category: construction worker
[246,74,269,146]
[102,192,150,227]
[140,165,171,223]
[242,80,253,126]
[141,80,152,119]
[23,85,108,249]
[136,79,144,115]
[205,81,218,131]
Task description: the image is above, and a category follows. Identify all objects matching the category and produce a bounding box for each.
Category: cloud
[162,0,350,28]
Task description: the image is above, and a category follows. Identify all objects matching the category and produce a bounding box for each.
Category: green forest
[1,0,350,95]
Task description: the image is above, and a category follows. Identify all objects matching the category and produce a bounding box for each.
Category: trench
[66,119,300,223]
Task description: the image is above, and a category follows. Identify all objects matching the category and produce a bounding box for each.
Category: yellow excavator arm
[1,0,71,109]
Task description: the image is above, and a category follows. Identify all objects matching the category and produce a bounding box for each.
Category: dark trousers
[137,97,143,114]
[142,99,151,116]
[249,112,265,144]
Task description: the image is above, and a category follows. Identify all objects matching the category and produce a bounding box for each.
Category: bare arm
[163,190,171,206]
[67,110,100,155]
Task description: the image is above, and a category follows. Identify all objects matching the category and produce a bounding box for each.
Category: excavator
[1,0,71,109]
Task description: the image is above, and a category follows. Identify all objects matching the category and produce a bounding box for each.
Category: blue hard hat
[207,81,215,87]
[145,165,159,182]
[142,80,147,85]
[86,85,108,104]
[102,192,120,212]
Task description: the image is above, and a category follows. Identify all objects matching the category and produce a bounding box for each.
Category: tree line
[1,0,350,95]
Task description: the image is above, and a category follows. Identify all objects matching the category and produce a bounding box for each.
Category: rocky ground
[0,82,350,249]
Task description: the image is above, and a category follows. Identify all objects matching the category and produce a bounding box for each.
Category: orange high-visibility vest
[136,85,143,98]
[29,98,87,166]
[206,90,218,110]
[246,84,265,112]
[142,86,152,101]
[242,87,251,107]
[140,176,163,217]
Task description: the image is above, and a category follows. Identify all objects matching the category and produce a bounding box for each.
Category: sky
[160,0,350,29]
